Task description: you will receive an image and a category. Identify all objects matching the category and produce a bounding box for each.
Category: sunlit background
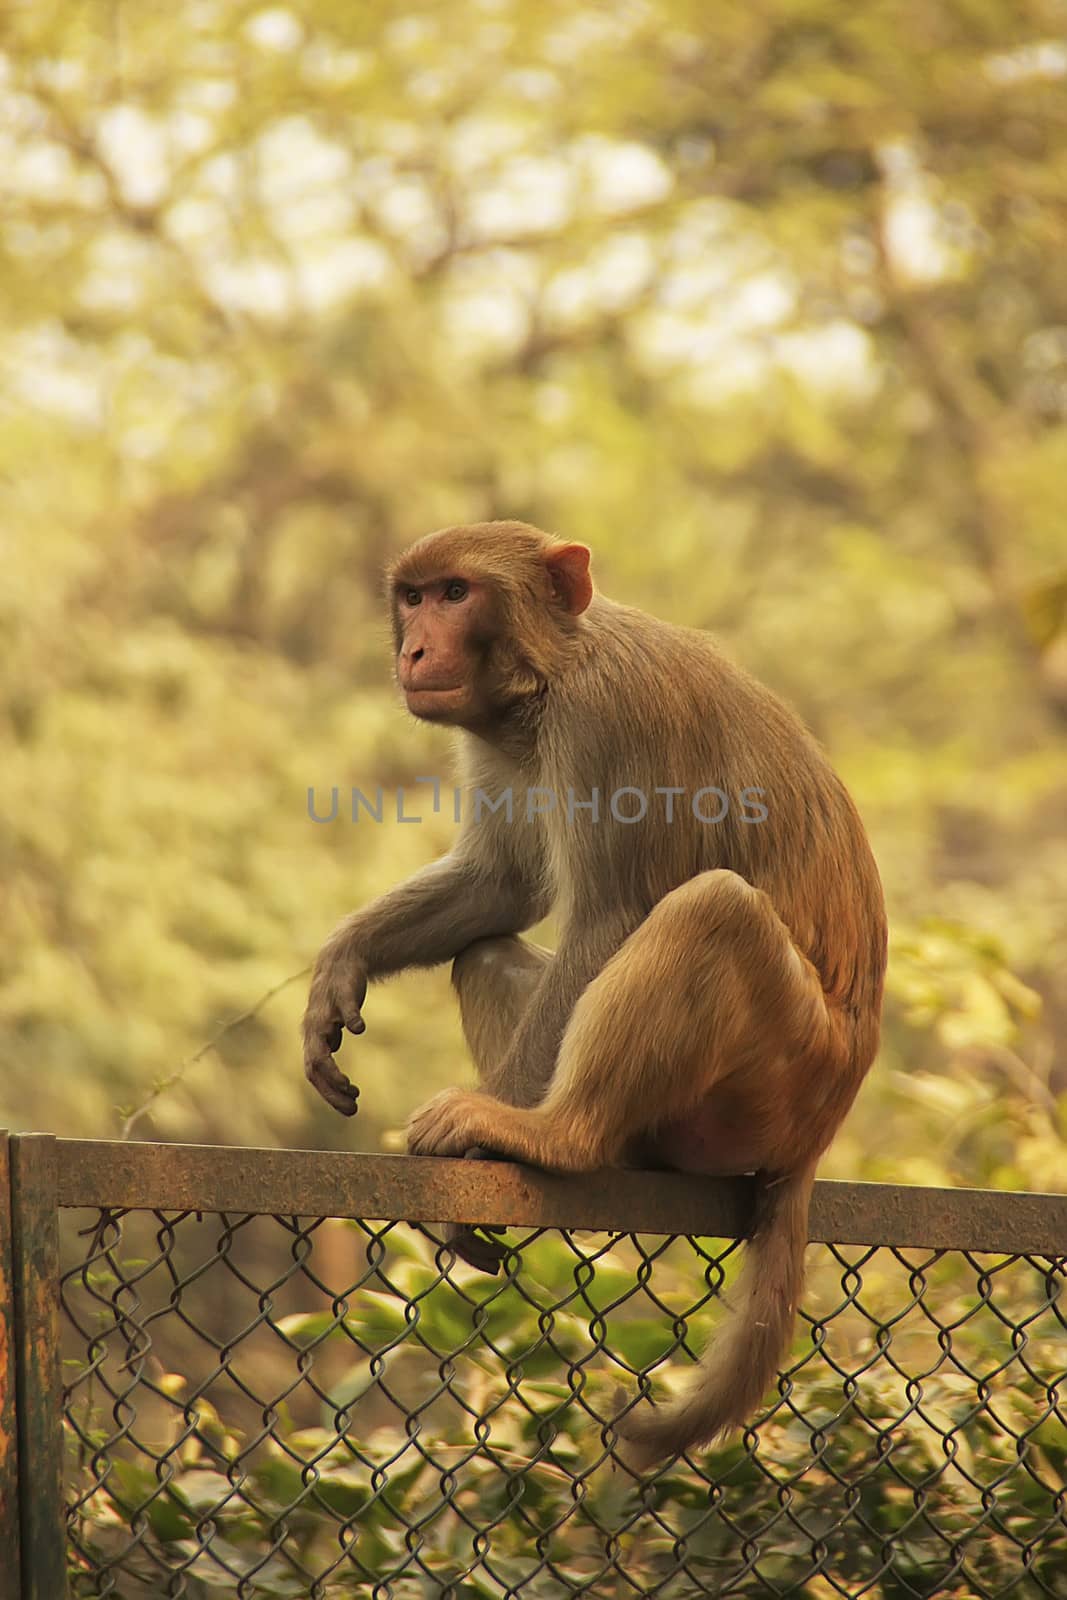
[2,0,1064,1195]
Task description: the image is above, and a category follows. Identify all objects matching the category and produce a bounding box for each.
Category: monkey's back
[541,597,887,1061]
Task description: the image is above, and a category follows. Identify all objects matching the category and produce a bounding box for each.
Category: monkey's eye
[444,580,468,602]
[404,588,421,607]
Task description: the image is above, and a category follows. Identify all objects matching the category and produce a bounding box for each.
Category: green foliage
[8,7,1066,1583]
[64,1225,1065,1596]
[2,0,1064,1174]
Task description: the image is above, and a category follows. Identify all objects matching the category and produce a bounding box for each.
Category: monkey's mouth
[401,679,466,697]
[402,684,470,719]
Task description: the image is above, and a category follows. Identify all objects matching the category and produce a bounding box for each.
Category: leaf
[169,1467,233,1513]
[274,1310,340,1346]
[314,1464,372,1519]
[605,1317,678,1368]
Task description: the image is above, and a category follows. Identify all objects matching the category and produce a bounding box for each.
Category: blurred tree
[0,0,1063,1187]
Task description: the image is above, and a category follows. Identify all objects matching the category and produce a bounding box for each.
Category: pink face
[390,538,593,728]
[394,575,492,724]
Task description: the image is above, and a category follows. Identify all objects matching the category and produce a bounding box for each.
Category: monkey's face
[392,575,498,728]
[387,524,594,732]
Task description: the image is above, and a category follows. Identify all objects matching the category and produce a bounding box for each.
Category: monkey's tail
[617,1162,816,1472]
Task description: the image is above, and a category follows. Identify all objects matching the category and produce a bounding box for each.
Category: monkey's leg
[409,870,836,1174]
[438,936,553,1271]
[451,935,553,1092]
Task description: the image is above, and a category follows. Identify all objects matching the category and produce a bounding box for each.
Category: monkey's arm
[304,830,547,1116]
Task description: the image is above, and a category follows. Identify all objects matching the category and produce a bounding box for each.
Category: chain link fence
[4,1136,1066,1598]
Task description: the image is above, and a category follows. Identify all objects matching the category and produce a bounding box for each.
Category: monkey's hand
[302,941,367,1117]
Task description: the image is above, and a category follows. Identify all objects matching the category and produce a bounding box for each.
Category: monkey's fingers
[306,1055,361,1116]
[302,1017,361,1116]
[444,1221,508,1274]
[459,1148,508,1234]
[447,1149,510,1269]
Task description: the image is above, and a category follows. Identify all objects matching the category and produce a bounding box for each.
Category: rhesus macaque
[303,520,886,1468]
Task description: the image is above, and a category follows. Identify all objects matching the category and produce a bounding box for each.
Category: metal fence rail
[2,1133,1065,1599]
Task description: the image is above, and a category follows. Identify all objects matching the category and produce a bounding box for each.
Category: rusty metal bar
[10,1135,67,1600]
[51,1139,1067,1255]
[0,1134,21,1592]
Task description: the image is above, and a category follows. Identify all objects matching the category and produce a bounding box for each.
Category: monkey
[302,519,886,1468]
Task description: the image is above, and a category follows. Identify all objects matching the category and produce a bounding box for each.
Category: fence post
[0,1133,22,1593]
[10,1134,67,1600]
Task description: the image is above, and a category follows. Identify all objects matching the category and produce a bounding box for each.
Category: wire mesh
[60,1207,1066,1599]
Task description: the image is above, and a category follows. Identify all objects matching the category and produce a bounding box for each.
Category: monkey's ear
[545,543,593,615]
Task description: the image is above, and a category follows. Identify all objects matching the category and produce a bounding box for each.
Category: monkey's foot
[409,1109,511,1271]
[407,1087,495,1158]
[443,1220,508,1274]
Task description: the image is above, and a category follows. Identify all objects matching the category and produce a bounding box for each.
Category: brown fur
[303,520,887,1467]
